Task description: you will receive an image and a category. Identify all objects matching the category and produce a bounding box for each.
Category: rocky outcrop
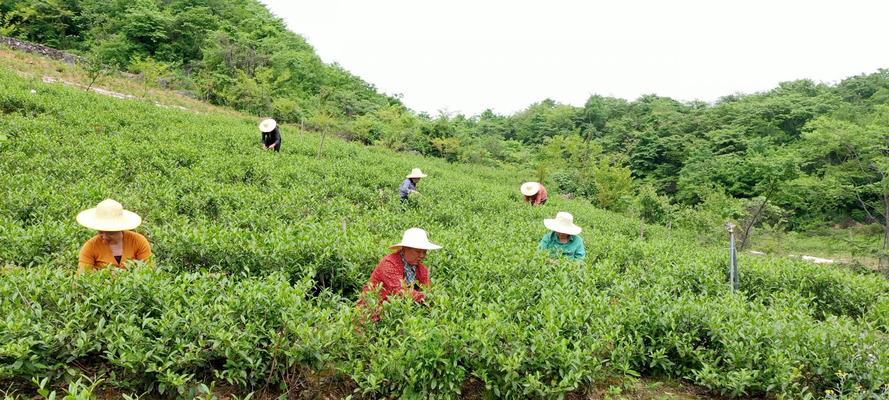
[0,36,83,64]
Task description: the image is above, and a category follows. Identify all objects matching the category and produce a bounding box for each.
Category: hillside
[4,0,889,271]
[0,0,397,120]
[1,51,887,399]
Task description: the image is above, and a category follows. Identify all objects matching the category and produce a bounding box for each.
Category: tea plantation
[0,68,887,399]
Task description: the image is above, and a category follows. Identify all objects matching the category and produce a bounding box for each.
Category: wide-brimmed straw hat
[521,182,541,196]
[76,199,142,231]
[544,212,582,235]
[406,168,427,179]
[258,118,277,132]
[389,228,442,252]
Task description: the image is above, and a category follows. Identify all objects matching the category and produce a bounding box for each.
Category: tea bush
[1,69,887,398]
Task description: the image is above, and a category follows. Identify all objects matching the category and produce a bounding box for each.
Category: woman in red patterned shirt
[521,181,548,205]
[363,228,442,304]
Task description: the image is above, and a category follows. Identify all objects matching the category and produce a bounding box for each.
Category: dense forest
[3,0,889,261]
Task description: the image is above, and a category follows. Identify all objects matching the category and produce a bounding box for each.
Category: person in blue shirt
[399,168,427,200]
[538,211,586,261]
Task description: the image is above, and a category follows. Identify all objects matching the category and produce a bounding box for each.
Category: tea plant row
[0,69,886,398]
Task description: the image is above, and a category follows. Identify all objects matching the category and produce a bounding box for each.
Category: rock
[1,36,83,64]
[801,255,835,264]
[176,90,199,99]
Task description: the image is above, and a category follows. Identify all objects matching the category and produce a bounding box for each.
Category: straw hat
[406,168,427,179]
[76,199,142,231]
[389,228,442,252]
[521,182,541,196]
[258,118,277,132]
[544,212,582,235]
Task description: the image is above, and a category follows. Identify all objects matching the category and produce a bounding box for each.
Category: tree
[636,184,672,225]
[309,109,337,159]
[81,46,114,90]
[430,137,460,162]
[0,0,83,48]
[797,108,889,275]
[129,56,172,98]
[120,0,170,56]
[591,156,634,212]
[737,150,799,249]
[166,6,219,62]
[633,184,673,239]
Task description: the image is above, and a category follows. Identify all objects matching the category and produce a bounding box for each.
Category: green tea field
[1,62,887,399]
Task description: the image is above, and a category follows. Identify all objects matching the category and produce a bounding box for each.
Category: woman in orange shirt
[76,199,152,274]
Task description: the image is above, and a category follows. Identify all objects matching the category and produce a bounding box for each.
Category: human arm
[78,240,97,274]
[533,186,548,205]
[132,233,155,267]
[572,236,586,261]
[538,233,550,251]
[77,262,95,275]
[269,128,281,148]
[399,180,413,198]
[368,259,405,302]
[410,266,431,302]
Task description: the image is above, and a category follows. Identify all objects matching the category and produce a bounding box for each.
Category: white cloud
[261,0,889,115]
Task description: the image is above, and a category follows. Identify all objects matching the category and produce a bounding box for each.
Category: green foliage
[2,266,342,395]
[430,136,461,162]
[270,97,304,124]
[635,184,672,225]
[0,0,396,132]
[591,156,635,212]
[129,56,172,97]
[80,49,113,91]
[4,0,889,231]
[1,67,888,399]
[673,188,747,241]
[33,375,105,400]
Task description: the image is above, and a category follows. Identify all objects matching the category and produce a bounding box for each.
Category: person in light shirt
[399,168,427,200]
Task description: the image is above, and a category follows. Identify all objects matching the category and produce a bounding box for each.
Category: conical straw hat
[258,118,277,132]
[76,199,142,231]
[543,212,582,235]
[406,168,427,179]
[389,228,442,252]
[521,182,541,196]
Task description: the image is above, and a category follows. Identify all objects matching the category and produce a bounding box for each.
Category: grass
[748,224,884,270]
[0,46,237,116]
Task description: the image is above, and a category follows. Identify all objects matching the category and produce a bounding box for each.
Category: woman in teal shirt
[538,211,586,260]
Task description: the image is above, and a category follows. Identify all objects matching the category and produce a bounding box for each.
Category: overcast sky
[260,0,889,116]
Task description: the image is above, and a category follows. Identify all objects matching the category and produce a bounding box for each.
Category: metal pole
[726,223,739,292]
